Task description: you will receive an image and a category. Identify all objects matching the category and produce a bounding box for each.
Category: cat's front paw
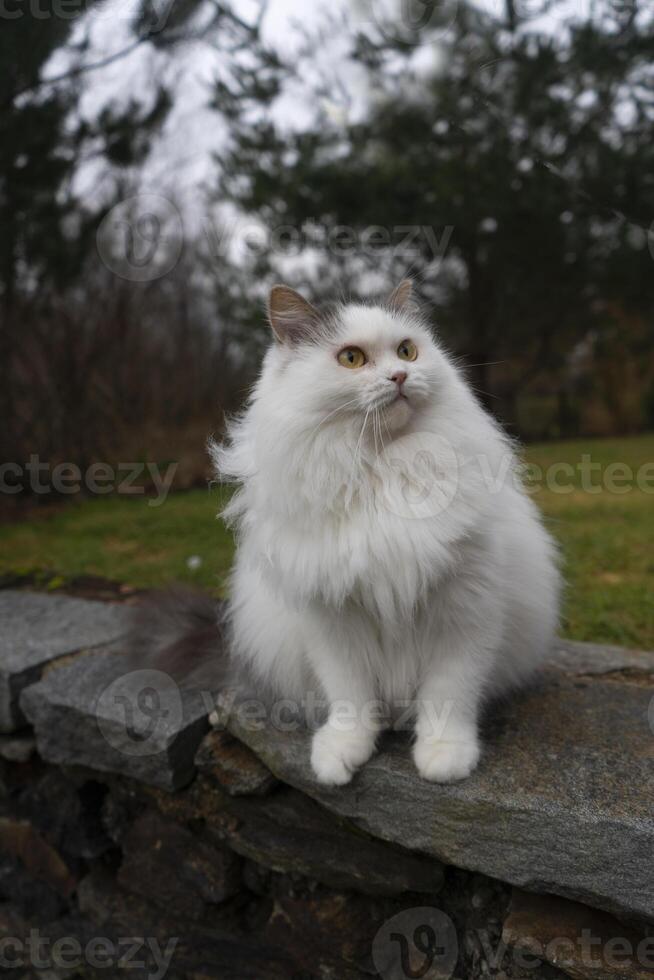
[413,737,480,783]
[310,725,376,786]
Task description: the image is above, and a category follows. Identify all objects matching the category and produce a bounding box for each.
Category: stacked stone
[0,590,653,979]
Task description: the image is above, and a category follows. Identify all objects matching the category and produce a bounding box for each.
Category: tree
[212,0,654,434]
[1,0,281,475]
[0,5,178,461]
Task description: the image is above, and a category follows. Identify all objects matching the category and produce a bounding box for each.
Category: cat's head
[263,280,446,435]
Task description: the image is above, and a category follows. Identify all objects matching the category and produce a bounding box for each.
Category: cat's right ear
[267,285,320,345]
[387,279,417,312]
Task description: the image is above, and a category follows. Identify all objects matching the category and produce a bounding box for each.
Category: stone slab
[548,638,654,677]
[503,888,654,979]
[203,778,445,896]
[21,650,212,791]
[0,733,36,763]
[195,729,278,796]
[222,665,654,924]
[0,590,131,732]
[8,591,654,920]
[118,810,242,918]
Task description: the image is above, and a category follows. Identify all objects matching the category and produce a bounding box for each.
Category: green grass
[523,434,654,649]
[0,487,235,594]
[0,434,652,649]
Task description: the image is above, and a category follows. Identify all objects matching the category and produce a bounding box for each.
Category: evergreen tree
[213,0,654,433]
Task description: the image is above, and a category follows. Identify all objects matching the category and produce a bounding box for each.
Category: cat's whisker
[379,408,393,457]
[374,408,388,459]
[371,408,378,457]
[348,406,371,494]
[306,397,361,443]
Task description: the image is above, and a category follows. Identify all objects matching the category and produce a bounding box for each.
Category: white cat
[211,281,560,786]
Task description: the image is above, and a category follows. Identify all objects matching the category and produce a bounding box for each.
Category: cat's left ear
[267,285,320,345]
[387,279,417,312]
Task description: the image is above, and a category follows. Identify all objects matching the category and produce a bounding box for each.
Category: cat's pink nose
[390,370,407,387]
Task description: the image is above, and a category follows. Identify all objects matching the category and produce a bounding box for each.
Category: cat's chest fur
[249,449,486,619]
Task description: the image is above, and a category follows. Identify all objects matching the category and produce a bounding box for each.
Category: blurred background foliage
[1,0,653,644]
[2,0,654,492]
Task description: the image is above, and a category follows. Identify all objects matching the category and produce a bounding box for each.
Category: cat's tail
[125,586,229,689]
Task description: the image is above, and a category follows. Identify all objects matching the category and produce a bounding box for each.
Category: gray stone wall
[0,590,653,979]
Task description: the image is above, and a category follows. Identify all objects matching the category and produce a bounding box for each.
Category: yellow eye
[337,346,366,369]
[397,340,417,361]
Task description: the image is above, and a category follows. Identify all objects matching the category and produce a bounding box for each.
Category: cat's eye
[337,346,366,369]
[397,340,418,361]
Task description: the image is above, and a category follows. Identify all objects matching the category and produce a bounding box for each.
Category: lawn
[523,435,653,649]
[1,434,652,649]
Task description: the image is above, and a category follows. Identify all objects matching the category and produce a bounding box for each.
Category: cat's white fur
[212,283,560,786]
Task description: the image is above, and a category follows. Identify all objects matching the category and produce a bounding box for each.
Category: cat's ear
[387,279,416,312]
[267,285,320,345]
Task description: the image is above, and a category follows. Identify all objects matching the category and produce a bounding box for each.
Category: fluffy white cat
[211,281,560,786]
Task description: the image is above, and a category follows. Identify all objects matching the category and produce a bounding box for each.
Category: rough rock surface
[117,810,242,918]
[195,729,278,796]
[202,780,445,896]
[0,733,35,763]
[21,649,212,791]
[503,889,654,980]
[0,590,131,732]
[548,637,654,676]
[9,591,654,927]
[222,663,654,924]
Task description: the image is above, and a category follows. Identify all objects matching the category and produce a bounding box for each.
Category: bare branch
[13,37,147,101]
